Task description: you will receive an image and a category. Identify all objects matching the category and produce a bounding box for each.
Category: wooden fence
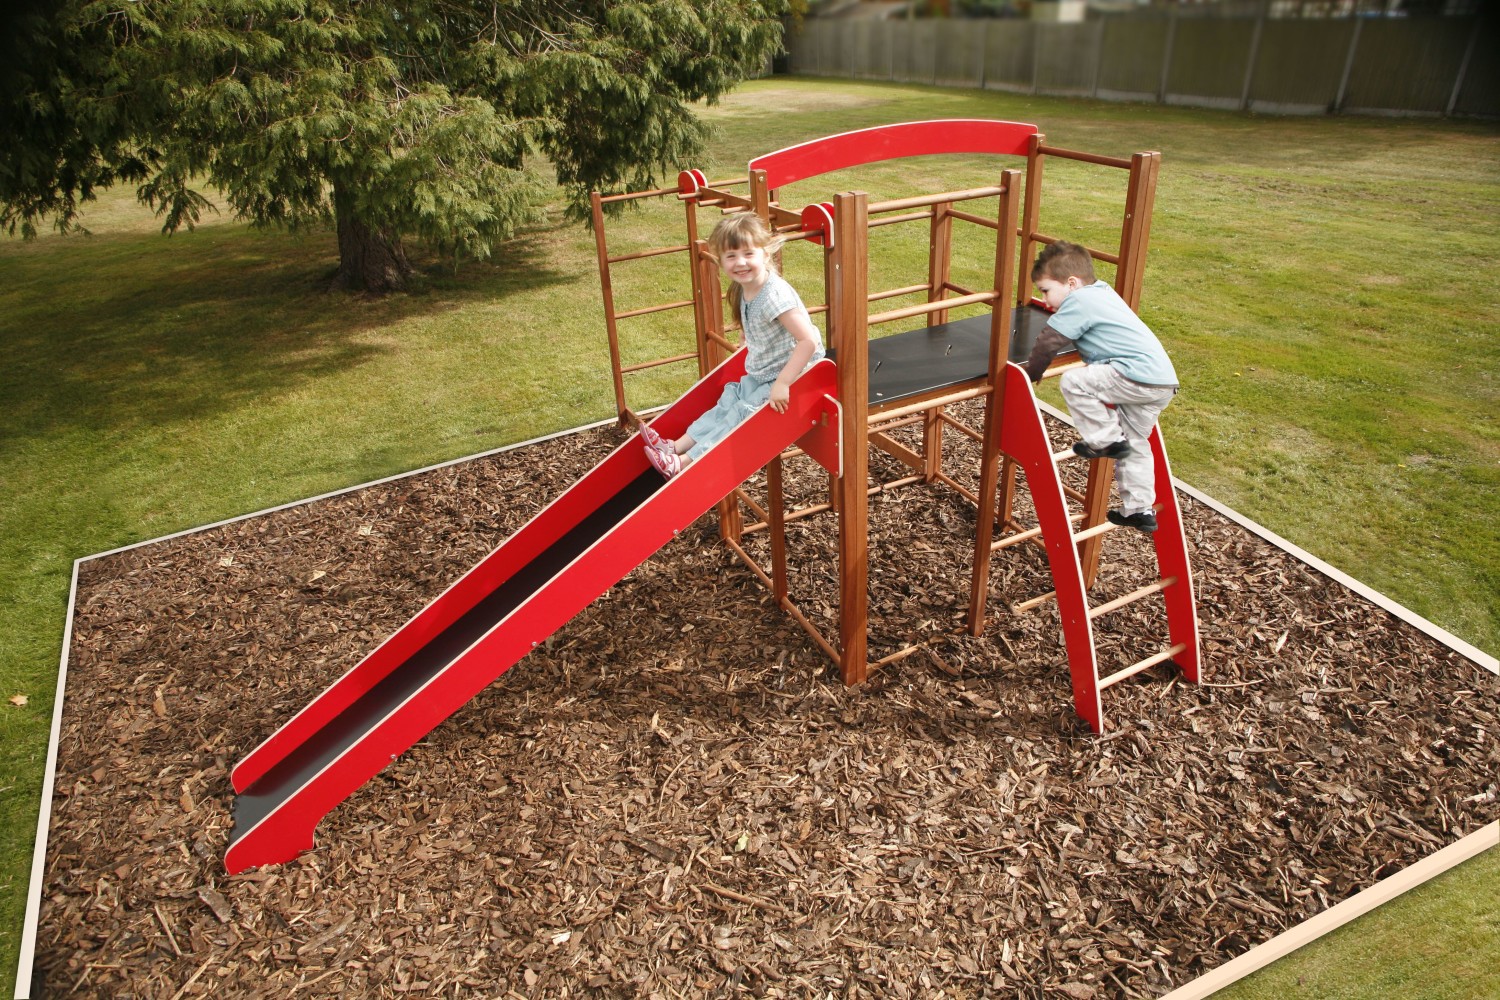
[786,12,1497,118]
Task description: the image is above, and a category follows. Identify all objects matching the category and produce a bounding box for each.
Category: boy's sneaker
[1107,509,1158,533]
[646,443,682,480]
[1073,439,1131,461]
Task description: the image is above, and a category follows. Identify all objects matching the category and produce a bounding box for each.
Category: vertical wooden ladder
[989,362,1201,732]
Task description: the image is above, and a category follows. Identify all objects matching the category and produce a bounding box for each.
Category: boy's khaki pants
[1059,364,1176,517]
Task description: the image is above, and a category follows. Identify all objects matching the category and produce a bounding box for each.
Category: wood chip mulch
[35,409,1498,998]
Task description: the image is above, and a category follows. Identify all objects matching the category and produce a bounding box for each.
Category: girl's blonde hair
[707,212,784,316]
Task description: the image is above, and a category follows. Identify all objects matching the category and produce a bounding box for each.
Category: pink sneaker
[639,422,673,455]
[646,443,682,480]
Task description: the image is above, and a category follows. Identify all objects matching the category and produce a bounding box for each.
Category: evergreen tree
[0,1,788,292]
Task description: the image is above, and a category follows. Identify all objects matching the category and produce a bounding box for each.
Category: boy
[1024,241,1178,533]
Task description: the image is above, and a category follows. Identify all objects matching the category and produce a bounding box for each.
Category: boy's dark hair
[1031,241,1096,284]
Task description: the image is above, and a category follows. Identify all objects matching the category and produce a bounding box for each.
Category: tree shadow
[0,220,574,444]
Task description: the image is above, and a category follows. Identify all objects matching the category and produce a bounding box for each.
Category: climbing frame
[590,120,1200,732]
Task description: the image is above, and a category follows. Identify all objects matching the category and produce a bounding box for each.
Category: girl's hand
[769,379,790,413]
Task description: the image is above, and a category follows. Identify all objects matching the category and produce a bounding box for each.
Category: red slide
[226,353,841,874]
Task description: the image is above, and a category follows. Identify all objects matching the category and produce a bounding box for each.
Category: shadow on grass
[0,220,574,443]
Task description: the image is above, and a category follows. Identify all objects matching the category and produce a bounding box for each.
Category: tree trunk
[332,184,412,293]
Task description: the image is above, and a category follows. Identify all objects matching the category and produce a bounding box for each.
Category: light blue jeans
[683,374,774,460]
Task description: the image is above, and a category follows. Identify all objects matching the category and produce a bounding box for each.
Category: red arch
[749,119,1039,190]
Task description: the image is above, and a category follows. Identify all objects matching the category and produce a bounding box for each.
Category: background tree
[0,1,789,292]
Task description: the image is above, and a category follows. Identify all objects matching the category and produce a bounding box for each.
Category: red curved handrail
[749,119,1039,191]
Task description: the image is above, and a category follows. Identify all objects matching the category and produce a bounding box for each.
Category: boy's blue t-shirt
[1047,281,1178,387]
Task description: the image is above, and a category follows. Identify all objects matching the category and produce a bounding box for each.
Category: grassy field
[1,77,1496,996]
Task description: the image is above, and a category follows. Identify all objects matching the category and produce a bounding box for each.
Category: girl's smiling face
[719,242,769,291]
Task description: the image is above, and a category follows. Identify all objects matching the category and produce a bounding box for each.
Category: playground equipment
[226,120,1200,875]
[593,119,1199,718]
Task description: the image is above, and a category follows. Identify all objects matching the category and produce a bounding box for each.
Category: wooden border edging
[1157,822,1500,1000]
[14,405,1496,997]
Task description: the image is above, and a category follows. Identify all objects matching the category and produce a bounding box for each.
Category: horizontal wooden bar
[947,208,1000,231]
[1051,446,1077,463]
[872,430,924,473]
[868,414,924,436]
[869,186,1004,215]
[870,644,927,671]
[1037,144,1133,170]
[872,385,991,423]
[608,243,689,264]
[869,210,933,229]
[942,281,977,297]
[868,290,997,326]
[1030,233,1121,267]
[1011,590,1057,614]
[937,411,983,443]
[874,474,925,493]
[1088,577,1178,620]
[1099,643,1188,690]
[870,282,933,304]
[1071,520,1119,544]
[615,298,694,320]
[734,487,770,524]
[992,512,1085,552]
[1041,360,1087,380]
[932,471,978,506]
[621,351,698,375]
[706,331,737,352]
[600,185,678,204]
[742,501,833,535]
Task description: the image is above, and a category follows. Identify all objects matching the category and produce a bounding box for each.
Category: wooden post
[927,200,953,326]
[833,191,871,684]
[1017,133,1046,307]
[1077,459,1113,591]
[591,190,629,421]
[768,455,788,603]
[968,169,1022,635]
[1115,152,1161,311]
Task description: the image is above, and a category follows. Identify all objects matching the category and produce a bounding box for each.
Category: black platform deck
[862,303,1060,408]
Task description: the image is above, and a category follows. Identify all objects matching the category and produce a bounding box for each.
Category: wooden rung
[932,472,978,506]
[1070,520,1119,544]
[868,290,997,327]
[1099,643,1188,690]
[615,298,693,320]
[621,351,698,374]
[608,243,689,264]
[1051,447,1075,463]
[1010,590,1057,614]
[1087,577,1178,620]
[992,512,1084,552]
[1062,484,1087,504]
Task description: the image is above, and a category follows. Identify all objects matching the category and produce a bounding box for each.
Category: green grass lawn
[1,77,1495,996]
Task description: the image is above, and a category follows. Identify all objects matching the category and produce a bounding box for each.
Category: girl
[645,212,824,479]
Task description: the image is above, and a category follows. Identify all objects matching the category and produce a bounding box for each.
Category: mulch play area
[35,409,1498,998]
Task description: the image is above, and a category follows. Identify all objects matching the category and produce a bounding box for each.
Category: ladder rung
[1010,590,1056,614]
[1050,447,1075,463]
[1087,577,1178,620]
[992,512,1084,552]
[1063,484,1086,504]
[1099,643,1188,690]
[1071,520,1118,544]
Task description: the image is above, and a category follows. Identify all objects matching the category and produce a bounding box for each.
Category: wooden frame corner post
[833,191,871,684]
[969,169,1023,635]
